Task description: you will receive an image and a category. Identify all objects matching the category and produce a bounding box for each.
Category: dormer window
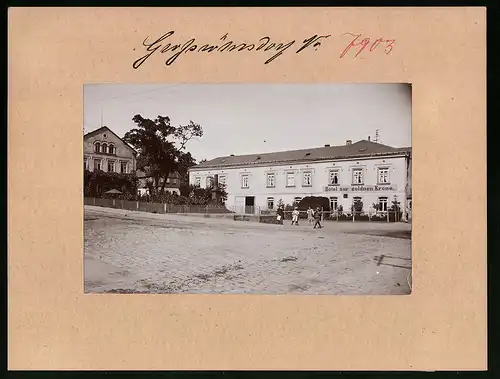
[94,142,100,153]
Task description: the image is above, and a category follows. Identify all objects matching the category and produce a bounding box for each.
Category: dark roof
[84,126,137,154]
[191,140,411,170]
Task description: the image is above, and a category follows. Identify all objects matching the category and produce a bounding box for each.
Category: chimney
[368,136,371,142]
[346,140,352,145]
[324,144,330,147]
[213,174,219,188]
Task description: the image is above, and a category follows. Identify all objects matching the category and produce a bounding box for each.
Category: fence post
[336,210,339,221]
[121,200,124,210]
[136,201,139,210]
[258,206,261,222]
[164,203,167,213]
[387,210,390,222]
[93,197,96,205]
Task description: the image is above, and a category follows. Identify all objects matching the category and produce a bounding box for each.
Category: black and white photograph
[84,83,412,295]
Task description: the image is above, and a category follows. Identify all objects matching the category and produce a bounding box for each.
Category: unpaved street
[84,206,412,295]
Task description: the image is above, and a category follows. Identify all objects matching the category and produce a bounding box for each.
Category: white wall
[189,155,409,212]
[84,128,136,173]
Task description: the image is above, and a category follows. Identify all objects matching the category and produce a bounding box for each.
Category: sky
[83,83,411,162]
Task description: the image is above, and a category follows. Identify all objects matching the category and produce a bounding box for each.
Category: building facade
[84,126,137,174]
[136,170,181,196]
[189,140,411,217]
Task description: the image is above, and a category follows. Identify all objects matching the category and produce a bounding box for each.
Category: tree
[177,151,196,186]
[297,196,331,212]
[184,182,228,205]
[277,198,284,209]
[84,170,138,200]
[123,115,203,196]
[351,199,364,213]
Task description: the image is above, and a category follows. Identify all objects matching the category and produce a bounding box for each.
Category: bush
[389,198,403,222]
[337,213,353,221]
[297,196,331,213]
[355,214,370,221]
[259,215,282,224]
[370,214,387,222]
[84,170,138,200]
[351,199,364,213]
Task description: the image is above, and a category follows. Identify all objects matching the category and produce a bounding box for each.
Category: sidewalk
[85,205,411,235]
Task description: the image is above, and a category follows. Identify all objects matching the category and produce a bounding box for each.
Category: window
[218,175,226,185]
[206,177,214,187]
[241,174,249,188]
[286,172,295,187]
[84,157,88,171]
[378,197,388,212]
[352,196,363,212]
[194,176,201,186]
[266,173,275,187]
[94,159,102,171]
[378,167,390,184]
[107,160,115,172]
[108,144,115,155]
[267,197,274,210]
[166,177,171,184]
[329,197,338,210]
[101,143,107,153]
[294,197,302,205]
[328,170,339,185]
[302,172,312,186]
[352,168,364,184]
[172,178,177,185]
[120,161,128,173]
[94,142,100,153]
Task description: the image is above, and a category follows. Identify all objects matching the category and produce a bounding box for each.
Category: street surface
[84,206,412,295]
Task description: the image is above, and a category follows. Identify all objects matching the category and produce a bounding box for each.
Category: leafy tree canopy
[123,115,202,195]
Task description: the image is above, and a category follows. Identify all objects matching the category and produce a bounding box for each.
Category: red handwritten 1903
[340,33,395,58]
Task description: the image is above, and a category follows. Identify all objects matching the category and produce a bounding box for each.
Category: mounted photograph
[83,83,412,295]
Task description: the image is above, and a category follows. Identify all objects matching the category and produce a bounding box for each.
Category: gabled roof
[191,140,411,170]
[84,126,137,154]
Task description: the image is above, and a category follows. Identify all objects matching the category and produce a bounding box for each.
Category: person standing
[291,207,300,226]
[276,206,285,225]
[313,207,322,229]
[307,206,314,224]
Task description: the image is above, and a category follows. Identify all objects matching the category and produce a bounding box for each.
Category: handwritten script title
[133,31,395,68]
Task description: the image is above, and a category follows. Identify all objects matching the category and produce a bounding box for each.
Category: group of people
[276,206,323,229]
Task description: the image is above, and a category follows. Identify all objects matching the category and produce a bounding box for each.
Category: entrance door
[245,196,255,215]
[234,196,245,214]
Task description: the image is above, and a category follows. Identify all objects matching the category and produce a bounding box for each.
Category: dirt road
[84,206,412,295]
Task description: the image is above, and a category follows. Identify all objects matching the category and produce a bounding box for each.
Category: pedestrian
[291,207,300,226]
[276,206,284,225]
[313,207,322,229]
[307,206,314,224]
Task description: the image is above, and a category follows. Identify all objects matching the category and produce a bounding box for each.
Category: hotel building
[189,139,412,217]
